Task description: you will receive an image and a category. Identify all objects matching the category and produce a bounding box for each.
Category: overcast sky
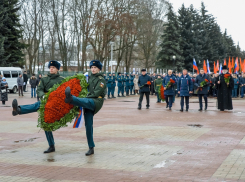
[171,0,245,51]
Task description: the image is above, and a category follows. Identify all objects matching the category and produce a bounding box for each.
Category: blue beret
[48,60,61,70]
[89,60,102,70]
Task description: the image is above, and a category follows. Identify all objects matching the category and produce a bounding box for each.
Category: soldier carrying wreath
[12,60,106,156]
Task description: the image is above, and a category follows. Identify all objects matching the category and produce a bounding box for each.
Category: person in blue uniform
[117,72,124,97]
[123,73,127,96]
[125,73,130,96]
[111,73,116,98]
[107,72,112,99]
[163,70,176,110]
[137,69,151,110]
[130,74,135,95]
[177,69,193,112]
[195,68,210,111]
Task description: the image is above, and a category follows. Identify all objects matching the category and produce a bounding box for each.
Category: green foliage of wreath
[37,74,88,131]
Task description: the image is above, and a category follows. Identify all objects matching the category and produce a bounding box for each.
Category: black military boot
[44,146,55,153]
[118,95,121,97]
[180,109,183,112]
[169,107,171,110]
[112,95,116,98]
[12,99,21,116]
[108,96,111,99]
[85,147,94,156]
[146,106,149,109]
[65,87,73,103]
[122,95,126,97]
[198,109,202,111]
[166,104,169,108]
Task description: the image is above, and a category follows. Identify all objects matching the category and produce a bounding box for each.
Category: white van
[0,67,22,93]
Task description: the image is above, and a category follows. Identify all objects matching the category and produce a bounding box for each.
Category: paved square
[0,93,245,181]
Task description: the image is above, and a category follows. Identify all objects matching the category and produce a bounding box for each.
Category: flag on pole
[232,57,234,72]
[224,59,227,65]
[243,60,245,73]
[240,58,242,73]
[193,58,199,74]
[228,58,232,73]
[234,58,239,73]
[203,60,207,73]
[216,61,219,72]
[219,64,222,74]
[207,59,210,74]
[214,61,217,73]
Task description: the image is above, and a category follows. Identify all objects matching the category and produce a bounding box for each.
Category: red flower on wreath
[224,74,230,79]
[147,81,151,85]
[44,78,82,124]
[205,79,209,82]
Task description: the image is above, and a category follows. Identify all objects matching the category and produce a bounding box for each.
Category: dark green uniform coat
[86,73,106,114]
[37,73,64,98]
[154,78,163,92]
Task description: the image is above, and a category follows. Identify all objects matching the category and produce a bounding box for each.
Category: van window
[3,71,11,78]
[12,71,18,78]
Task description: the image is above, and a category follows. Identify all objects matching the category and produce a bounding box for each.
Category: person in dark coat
[240,74,245,98]
[30,74,38,98]
[151,73,157,95]
[195,68,210,111]
[130,74,134,95]
[232,74,239,98]
[23,71,28,92]
[107,73,112,99]
[117,73,124,97]
[177,69,193,112]
[137,69,151,110]
[37,74,42,101]
[0,77,8,105]
[162,70,176,110]
[125,73,130,96]
[215,65,234,111]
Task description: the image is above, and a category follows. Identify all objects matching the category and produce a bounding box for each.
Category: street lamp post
[173,55,176,70]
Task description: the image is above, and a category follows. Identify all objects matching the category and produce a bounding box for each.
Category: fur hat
[222,65,228,70]
[48,60,61,70]
[89,60,102,70]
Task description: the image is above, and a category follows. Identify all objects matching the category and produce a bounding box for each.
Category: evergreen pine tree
[157,4,183,72]
[1,0,26,67]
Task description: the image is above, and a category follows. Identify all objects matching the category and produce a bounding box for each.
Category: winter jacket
[162,75,176,96]
[0,82,8,101]
[233,78,239,89]
[133,78,139,90]
[195,73,210,95]
[177,74,193,96]
[117,76,124,87]
[138,74,151,93]
[17,77,24,86]
[30,77,38,88]
[23,74,28,83]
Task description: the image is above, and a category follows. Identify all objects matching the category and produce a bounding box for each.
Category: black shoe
[169,107,171,110]
[198,109,202,111]
[108,96,112,99]
[85,147,94,156]
[44,146,55,153]
[118,95,121,97]
[65,87,73,103]
[166,105,169,108]
[122,95,126,97]
[112,96,116,98]
[180,109,183,112]
[186,109,188,112]
[205,107,207,110]
[12,99,21,116]
[146,106,149,109]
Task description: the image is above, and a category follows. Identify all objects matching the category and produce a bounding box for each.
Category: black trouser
[2,101,5,104]
[138,92,150,108]
[198,94,207,109]
[180,96,189,110]
[18,86,23,96]
[23,82,27,91]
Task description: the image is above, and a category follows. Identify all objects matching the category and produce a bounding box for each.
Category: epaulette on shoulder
[59,76,65,79]
[98,76,103,79]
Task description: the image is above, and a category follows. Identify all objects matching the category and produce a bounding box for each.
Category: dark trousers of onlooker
[241,86,244,98]
[165,95,173,108]
[23,83,27,92]
[18,86,23,96]
[2,101,5,105]
[213,88,217,97]
[198,94,207,110]
[232,89,238,98]
[180,96,189,110]
[138,92,150,108]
